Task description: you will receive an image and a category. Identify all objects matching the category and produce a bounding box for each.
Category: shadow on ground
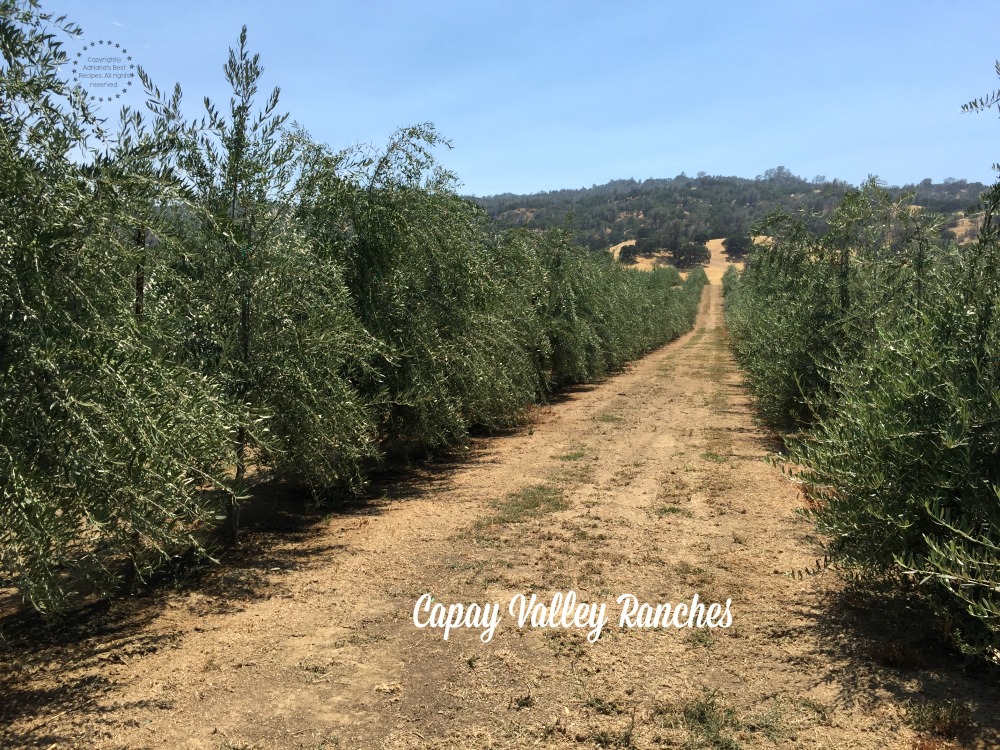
[791,547,1000,746]
[0,441,490,748]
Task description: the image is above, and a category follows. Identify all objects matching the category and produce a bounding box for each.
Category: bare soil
[951,213,983,245]
[3,285,999,750]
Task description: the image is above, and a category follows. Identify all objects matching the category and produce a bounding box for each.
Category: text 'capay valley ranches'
[412,590,733,644]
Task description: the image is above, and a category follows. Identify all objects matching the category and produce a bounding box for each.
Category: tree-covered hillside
[471,169,986,254]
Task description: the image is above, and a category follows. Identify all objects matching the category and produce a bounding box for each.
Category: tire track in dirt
[5,285,1000,750]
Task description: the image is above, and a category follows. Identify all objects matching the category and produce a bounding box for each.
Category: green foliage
[721,265,739,297]
[537,231,704,387]
[618,242,639,264]
[724,180,943,427]
[673,240,710,269]
[297,128,543,455]
[297,143,707,454]
[0,1,236,613]
[147,29,381,500]
[485,484,568,525]
[907,699,973,737]
[725,172,1000,663]
[722,234,753,259]
[722,215,827,428]
[961,59,1000,115]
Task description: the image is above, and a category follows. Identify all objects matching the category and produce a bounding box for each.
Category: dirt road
[3,284,998,749]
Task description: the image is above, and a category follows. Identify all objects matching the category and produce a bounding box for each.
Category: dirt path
[4,286,999,750]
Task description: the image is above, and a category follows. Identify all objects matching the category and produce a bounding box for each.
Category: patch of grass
[655,504,694,518]
[742,703,785,743]
[585,696,623,715]
[580,559,603,577]
[596,412,626,424]
[703,426,733,463]
[650,690,784,747]
[656,362,677,379]
[446,559,485,572]
[681,690,741,749]
[473,532,502,547]
[331,631,387,648]
[907,699,973,738]
[544,629,586,659]
[298,660,328,674]
[591,709,637,748]
[591,727,633,748]
[675,560,714,587]
[611,466,639,486]
[706,390,728,412]
[558,450,585,461]
[684,330,706,347]
[543,571,574,589]
[795,697,831,726]
[481,484,568,525]
[541,718,569,738]
[554,460,595,486]
[701,360,728,381]
[685,629,715,649]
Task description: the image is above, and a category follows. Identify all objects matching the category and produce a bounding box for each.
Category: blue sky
[58,1,1000,196]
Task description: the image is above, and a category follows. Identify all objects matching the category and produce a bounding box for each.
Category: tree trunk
[228,292,252,546]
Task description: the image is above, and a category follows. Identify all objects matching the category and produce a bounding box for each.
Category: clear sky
[57,1,1000,196]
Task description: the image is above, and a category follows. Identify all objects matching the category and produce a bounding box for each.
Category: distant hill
[469,168,987,253]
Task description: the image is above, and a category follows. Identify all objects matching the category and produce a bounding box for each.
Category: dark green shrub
[790,185,1000,659]
[0,4,236,612]
[721,265,739,297]
[298,130,544,455]
[727,173,1000,662]
[147,30,381,505]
